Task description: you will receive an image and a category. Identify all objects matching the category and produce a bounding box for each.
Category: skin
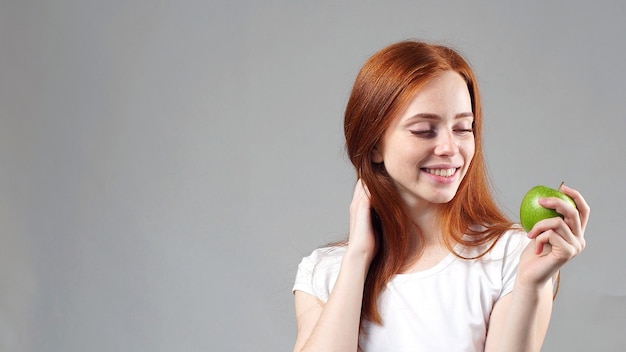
[293,71,590,352]
[371,71,475,254]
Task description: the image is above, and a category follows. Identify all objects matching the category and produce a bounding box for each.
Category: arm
[485,184,590,351]
[484,260,555,351]
[294,251,371,351]
[293,180,376,352]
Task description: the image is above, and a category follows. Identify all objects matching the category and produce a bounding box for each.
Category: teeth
[425,168,456,177]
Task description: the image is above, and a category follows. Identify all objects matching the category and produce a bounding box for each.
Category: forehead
[402,71,472,115]
[378,71,476,138]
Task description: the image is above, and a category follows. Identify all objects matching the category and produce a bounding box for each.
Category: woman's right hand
[347,179,377,263]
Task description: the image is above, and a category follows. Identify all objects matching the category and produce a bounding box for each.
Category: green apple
[519,184,576,232]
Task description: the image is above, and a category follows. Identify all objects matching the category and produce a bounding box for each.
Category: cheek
[462,140,476,163]
[467,137,476,153]
[382,146,420,175]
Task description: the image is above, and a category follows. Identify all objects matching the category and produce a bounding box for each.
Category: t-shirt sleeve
[499,230,532,299]
[292,247,344,302]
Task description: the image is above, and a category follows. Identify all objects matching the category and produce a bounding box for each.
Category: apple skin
[519,185,576,232]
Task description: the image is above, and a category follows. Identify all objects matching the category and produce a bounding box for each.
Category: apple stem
[558,181,565,191]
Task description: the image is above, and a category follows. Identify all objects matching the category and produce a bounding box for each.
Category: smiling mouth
[423,168,458,177]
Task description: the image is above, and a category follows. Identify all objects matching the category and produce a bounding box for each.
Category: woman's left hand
[517,184,590,287]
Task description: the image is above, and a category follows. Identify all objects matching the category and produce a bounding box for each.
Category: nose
[434,129,458,156]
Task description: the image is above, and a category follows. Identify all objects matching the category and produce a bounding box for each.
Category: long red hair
[343,40,514,325]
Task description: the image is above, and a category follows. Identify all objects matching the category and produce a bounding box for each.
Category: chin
[430,195,456,204]
[428,189,460,204]
[395,182,460,208]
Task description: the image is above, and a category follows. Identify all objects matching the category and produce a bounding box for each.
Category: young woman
[292,40,590,351]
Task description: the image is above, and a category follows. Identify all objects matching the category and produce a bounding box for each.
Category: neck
[400,203,453,273]
[406,203,446,249]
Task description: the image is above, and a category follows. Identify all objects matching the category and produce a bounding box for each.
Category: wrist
[512,277,552,299]
[343,248,374,271]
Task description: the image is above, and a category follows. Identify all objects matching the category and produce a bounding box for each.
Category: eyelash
[410,130,435,137]
[410,128,474,138]
[455,128,474,134]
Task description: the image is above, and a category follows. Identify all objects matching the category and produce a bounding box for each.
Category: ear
[371,146,383,163]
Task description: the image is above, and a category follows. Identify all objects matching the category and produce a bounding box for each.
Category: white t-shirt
[293,229,531,352]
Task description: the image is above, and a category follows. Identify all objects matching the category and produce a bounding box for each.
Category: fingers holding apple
[518,183,589,282]
[519,184,576,233]
[557,184,591,232]
[529,216,584,259]
[522,184,588,239]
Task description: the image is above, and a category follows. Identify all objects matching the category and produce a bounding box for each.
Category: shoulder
[489,228,530,259]
[304,245,346,262]
[489,228,531,298]
[297,246,346,274]
[293,246,346,301]
[457,227,529,260]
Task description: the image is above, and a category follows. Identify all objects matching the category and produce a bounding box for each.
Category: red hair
[343,40,514,325]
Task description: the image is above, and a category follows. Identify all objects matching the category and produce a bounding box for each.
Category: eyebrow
[406,112,474,121]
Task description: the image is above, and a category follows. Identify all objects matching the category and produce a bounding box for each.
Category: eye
[410,129,436,138]
[453,122,474,135]
[454,128,474,135]
[408,122,435,138]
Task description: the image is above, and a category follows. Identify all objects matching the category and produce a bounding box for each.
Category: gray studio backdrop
[1,1,624,351]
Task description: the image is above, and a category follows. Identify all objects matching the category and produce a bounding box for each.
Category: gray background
[1,1,624,351]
